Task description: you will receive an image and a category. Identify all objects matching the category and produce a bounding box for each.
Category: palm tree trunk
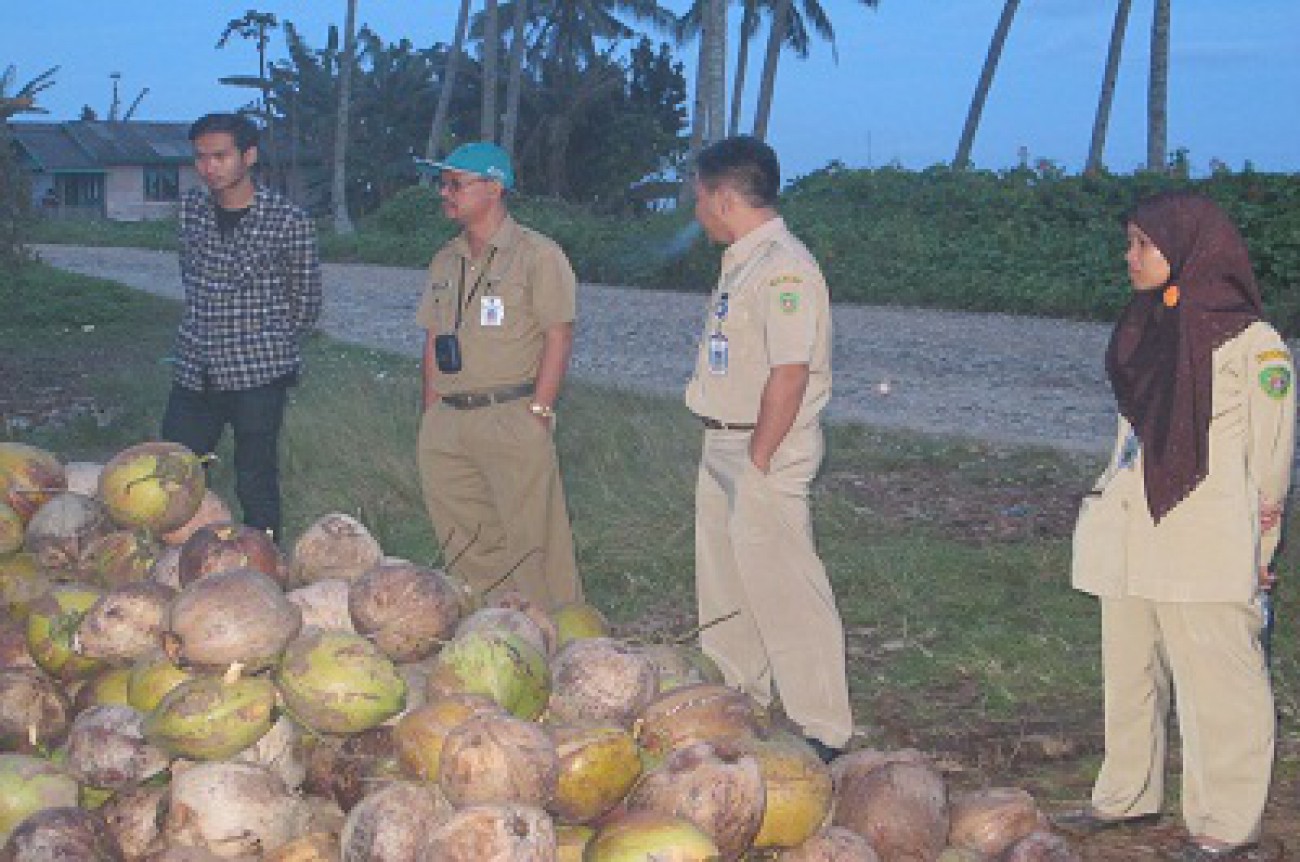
[680,0,718,206]
[704,0,728,144]
[954,0,1020,170]
[331,0,357,235]
[1147,0,1170,172]
[501,0,529,157]
[424,0,472,174]
[753,0,792,142]
[729,0,757,137]
[1086,0,1131,176]
[481,0,501,142]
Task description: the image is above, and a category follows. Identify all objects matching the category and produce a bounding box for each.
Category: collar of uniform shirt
[721,215,787,276]
[452,213,523,262]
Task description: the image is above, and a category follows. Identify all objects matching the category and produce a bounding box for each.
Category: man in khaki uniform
[413,142,581,609]
[685,136,852,761]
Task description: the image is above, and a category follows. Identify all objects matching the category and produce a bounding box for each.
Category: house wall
[103,164,199,221]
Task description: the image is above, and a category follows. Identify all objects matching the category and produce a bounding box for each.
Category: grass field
[4,262,1299,854]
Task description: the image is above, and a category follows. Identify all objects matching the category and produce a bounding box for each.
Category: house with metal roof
[9,120,202,221]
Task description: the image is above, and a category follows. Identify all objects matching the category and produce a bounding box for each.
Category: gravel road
[36,244,1117,454]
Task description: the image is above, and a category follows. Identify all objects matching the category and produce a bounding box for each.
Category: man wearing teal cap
[412,142,583,610]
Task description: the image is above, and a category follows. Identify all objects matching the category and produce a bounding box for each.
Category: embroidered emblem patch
[779,292,800,314]
[770,274,803,287]
[1257,349,1290,364]
[1259,366,1292,400]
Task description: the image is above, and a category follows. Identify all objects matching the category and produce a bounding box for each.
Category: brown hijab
[1105,191,1262,522]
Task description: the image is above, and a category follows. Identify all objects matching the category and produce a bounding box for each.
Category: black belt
[442,382,534,409]
[702,417,757,431]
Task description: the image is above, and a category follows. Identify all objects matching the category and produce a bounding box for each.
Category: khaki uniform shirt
[415,216,576,395]
[684,217,831,426]
[1072,322,1296,603]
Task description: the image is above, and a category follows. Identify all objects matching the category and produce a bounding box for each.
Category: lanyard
[453,248,497,331]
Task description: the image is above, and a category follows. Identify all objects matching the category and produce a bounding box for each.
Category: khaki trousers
[417,399,582,610]
[1093,596,1273,845]
[695,423,853,747]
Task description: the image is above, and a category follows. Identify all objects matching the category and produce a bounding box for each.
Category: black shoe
[1159,840,1261,861]
[804,737,843,764]
[1052,808,1162,838]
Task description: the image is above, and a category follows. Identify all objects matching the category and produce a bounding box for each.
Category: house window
[144,165,180,202]
[56,174,104,207]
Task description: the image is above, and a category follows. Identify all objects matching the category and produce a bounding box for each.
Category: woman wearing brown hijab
[1056,191,1295,861]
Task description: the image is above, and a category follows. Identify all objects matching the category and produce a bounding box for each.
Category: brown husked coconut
[777,827,881,861]
[423,804,556,862]
[638,644,726,695]
[290,514,382,585]
[145,849,248,862]
[832,754,949,862]
[628,740,766,861]
[264,833,339,862]
[548,638,658,728]
[491,592,559,655]
[742,731,834,851]
[64,705,169,791]
[98,442,205,535]
[455,607,549,657]
[551,602,609,649]
[0,669,71,753]
[286,580,355,634]
[339,780,453,862]
[62,462,104,498]
[1,806,124,862]
[439,713,559,808]
[82,531,161,589]
[947,787,1041,857]
[393,694,504,782]
[160,491,233,548]
[0,554,51,625]
[168,569,301,672]
[231,715,306,792]
[23,492,110,571]
[634,683,767,765]
[76,582,175,663]
[101,785,168,859]
[302,728,401,812]
[177,522,284,588]
[585,810,720,861]
[348,562,462,662]
[1002,830,1081,862]
[0,620,36,671]
[548,724,642,825]
[164,762,309,859]
[0,443,66,523]
[0,504,22,556]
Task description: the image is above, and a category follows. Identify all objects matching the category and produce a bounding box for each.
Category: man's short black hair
[189,113,259,153]
[694,136,781,208]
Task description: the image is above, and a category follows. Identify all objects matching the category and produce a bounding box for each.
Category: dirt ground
[5,341,1297,861]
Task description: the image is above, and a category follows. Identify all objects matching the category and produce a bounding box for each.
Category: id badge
[481,296,505,326]
[708,332,729,375]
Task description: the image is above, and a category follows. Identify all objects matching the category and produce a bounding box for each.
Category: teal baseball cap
[414,142,515,190]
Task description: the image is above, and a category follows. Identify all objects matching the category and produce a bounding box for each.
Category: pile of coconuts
[0,440,1083,862]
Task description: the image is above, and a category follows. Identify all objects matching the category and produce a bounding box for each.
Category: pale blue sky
[4,1,1297,179]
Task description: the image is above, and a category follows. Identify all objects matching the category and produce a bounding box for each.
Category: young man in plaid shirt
[161,113,322,541]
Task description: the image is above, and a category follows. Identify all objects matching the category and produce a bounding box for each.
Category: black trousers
[160,378,289,540]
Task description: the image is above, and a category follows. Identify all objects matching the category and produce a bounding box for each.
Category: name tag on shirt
[481,296,505,326]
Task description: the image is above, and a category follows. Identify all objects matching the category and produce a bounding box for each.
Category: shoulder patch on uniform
[770,274,803,287]
[1259,366,1292,400]
[778,291,800,314]
[1256,348,1290,364]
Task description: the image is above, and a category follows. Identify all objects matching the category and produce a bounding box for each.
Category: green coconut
[426,629,551,720]
[98,442,205,535]
[0,443,66,523]
[586,810,722,862]
[143,674,277,760]
[127,650,194,713]
[0,503,23,556]
[549,723,643,825]
[552,602,610,648]
[25,583,104,681]
[275,630,406,735]
[73,667,134,714]
[0,753,80,845]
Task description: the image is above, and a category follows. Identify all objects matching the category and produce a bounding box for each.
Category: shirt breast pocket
[474,277,529,337]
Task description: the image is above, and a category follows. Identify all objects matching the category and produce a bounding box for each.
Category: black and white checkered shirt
[174,185,323,391]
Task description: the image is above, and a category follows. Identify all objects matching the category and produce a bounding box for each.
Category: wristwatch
[528,402,556,419]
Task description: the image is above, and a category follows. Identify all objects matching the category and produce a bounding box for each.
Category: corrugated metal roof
[9,120,192,170]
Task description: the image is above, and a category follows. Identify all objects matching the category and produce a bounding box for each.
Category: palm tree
[954,0,1020,169]
[1147,0,1170,171]
[1,66,57,267]
[729,0,758,136]
[425,0,473,168]
[501,0,530,157]
[1086,0,1132,175]
[481,0,501,141]
[216,11,282,188]
[332,0,358,234]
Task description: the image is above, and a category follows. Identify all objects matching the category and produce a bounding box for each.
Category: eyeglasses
[439,176,488,193]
